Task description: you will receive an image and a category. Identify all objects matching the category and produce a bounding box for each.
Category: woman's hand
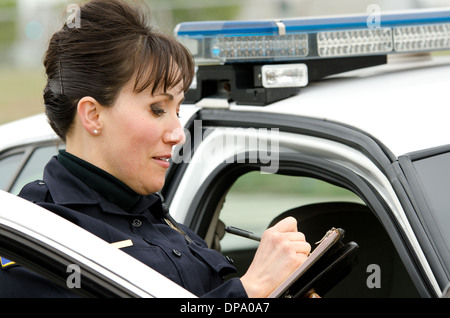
[240,216,311,298]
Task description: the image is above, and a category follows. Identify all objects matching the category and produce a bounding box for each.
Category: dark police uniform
[0,151,247,298]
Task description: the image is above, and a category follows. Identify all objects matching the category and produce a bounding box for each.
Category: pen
[225,226,261,242]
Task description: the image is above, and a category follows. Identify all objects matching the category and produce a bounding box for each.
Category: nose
[163,117,186,146]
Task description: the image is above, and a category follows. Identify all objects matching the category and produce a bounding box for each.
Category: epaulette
[18,180,50,203]
[0,256,17,270]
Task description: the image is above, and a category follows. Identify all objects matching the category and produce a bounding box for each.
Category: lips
[152,155,172,168]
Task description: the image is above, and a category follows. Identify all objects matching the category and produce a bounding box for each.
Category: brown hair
[43,0,194,141]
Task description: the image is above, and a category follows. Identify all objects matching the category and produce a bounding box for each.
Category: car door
[0,190,195,298]
[398,146,450,296]
[162,107,437,298]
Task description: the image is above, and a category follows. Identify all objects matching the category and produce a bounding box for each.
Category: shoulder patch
[1,256,17,270]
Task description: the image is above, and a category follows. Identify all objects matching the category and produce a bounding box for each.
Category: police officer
[0,0,310,298]
[1,150,244,297]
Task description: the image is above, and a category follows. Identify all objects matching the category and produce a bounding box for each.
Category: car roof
[0,113,57,150]
[225,54,450,157]
[1,55,449,158]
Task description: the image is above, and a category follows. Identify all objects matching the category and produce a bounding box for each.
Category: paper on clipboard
[268,227,344,298]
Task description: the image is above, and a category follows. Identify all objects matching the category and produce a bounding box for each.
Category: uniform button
[132,219,142,227]
[172,249,182,257]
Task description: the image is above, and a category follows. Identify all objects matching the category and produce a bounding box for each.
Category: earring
[93,129,99,135]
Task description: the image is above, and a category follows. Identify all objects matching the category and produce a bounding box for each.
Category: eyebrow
[158,93,174,100]
[155,92,185,106]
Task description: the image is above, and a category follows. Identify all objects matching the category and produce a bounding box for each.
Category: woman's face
[97,80,186,195]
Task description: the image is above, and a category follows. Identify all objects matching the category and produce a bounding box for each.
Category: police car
[1,9,450,298]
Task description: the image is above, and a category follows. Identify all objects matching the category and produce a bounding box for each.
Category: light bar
[317,28,393,57]
[394,23,450,52]
[212,34,308,61]
[175,9,450,64]
[261,64,308,88]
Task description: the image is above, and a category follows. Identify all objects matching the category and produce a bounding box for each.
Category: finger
[304,289,321,298]
[290,240,311,255]
[281,231,306,242]
[271,216,298,233]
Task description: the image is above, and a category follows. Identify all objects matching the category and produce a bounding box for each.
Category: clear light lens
[261,64,308,88]
[212,33,308,62]
[317,28,393,57]
[393,23,450,52]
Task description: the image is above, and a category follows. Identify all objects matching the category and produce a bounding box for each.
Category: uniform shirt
[0,152,247,298]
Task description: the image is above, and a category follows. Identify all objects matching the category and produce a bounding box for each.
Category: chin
[139,180,165,196]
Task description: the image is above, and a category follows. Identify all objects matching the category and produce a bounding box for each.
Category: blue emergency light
[175,9,450,105]
[176,9,450,63]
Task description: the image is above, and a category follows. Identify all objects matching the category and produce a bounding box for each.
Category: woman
[3,0,311,297]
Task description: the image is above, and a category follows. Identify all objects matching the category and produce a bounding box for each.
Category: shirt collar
[57,150,140,210]
[43,156,161,216]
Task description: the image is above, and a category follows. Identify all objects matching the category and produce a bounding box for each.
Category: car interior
[213,171,420,298]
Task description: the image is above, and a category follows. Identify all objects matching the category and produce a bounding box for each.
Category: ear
[77,96,103,136]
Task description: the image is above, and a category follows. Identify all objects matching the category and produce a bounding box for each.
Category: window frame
[0,147,32,192]
[0,141,61,193]
[163,108,438,297]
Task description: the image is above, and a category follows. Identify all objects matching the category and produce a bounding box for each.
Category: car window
[0,151,26,191]
[10,145,59,195]
[216,170,419,298]
[219,171,362,252]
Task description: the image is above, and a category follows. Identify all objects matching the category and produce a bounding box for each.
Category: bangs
[133,34,194,95]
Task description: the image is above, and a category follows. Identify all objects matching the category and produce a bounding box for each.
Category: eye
[150,104,166,116]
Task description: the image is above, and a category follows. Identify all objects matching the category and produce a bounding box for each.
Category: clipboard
[269,227,358,298]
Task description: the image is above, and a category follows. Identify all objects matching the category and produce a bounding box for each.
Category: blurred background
[1,0,450,125]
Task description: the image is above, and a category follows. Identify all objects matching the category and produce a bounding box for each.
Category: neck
[57,149,140,210]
